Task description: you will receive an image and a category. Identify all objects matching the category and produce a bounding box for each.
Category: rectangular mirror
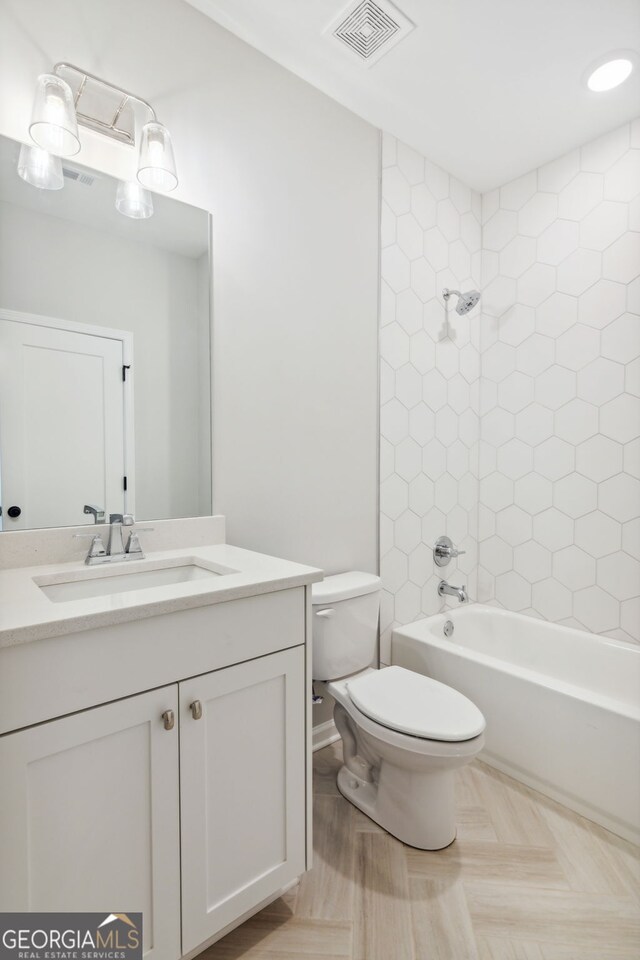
[0,134,212,531]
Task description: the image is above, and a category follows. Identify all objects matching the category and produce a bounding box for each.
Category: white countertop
[0,544,323,647]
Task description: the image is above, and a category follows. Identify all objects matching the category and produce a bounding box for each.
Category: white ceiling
[185,0,640,192]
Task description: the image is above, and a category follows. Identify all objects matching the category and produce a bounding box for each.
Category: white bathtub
[391,605,640,844]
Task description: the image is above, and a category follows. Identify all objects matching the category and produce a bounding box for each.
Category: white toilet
[312,571,486,850]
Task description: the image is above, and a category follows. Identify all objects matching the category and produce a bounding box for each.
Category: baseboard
[312,719,339,752]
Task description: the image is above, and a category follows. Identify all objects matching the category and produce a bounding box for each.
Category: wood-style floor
[202,741,640,959]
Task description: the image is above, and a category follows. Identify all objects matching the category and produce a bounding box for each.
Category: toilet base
[335,761,457,851]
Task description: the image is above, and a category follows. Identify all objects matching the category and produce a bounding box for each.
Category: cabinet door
[180,647,306,952]
[0,687,181,960]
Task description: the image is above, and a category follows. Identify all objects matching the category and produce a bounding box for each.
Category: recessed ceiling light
[586,57,633,92]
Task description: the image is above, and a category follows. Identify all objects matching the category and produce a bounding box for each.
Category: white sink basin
[37,560,228,603]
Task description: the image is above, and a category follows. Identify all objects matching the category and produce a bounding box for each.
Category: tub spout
[438,580,468,603]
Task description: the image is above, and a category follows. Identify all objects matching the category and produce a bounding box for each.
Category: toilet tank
[311,572,381,681]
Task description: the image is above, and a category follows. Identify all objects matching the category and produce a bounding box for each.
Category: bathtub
[391,605,640,845]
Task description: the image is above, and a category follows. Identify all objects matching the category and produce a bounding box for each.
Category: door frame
[0,307,136,519]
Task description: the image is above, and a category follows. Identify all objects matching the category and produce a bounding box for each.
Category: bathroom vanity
[0,523,322,959]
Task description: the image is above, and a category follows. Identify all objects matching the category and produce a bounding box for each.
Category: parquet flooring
[201,742,640,959]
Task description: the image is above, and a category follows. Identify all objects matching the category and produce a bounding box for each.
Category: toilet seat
[346,666,486,742]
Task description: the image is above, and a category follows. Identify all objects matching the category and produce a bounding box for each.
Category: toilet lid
[346,666,486,741]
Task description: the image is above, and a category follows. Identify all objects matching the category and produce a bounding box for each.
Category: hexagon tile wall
[380,133,483,663]
[380,119,640,659]
[478,119,639,643]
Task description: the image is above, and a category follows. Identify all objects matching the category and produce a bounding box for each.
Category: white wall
[0,0,380,574]
[0,199,208,522]
[478,120,640,644]
[379,134,482,663]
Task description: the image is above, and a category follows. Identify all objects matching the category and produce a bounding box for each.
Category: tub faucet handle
[434,535,465,567]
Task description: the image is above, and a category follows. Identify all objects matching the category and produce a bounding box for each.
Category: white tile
[482,535,513,575]
[397,213,424,260]
[627,357,640,398]
[496,504,533,545]
[380,359,395,405]
[514,472,553,514]
[602,231,640,283]
[479,472,514,511]
[555,323,600,370]
[621,596,640,637]
[574,510,621,558]
[482,340,516,382]
[534,437,575,480]
[380,322,410,369]
[381,200,396,248]
[421,506,447,547]
[553,472,598,518]
[579,201,628,251]
[380,436,395,481]
[538,150,580,192]
[395,436,422,480]
[536,291,577,336]
[556,248,602,296]
[380,397,409,444]
[477,439,498,477]
[625,437,640,477]
[497,437,533,480]
[435,404,458,446]
[518,263,556,306]
[409,330,436,373]
[395,580,421,623]
[601,312,640,363]
[397,141,425,185]
[408,542,433,585]
[423,226,450,272]
[383,166,411,214]
[603,149,640,202]
[533,507,574,550]
[558,171,604,220]
[575,434,624,482]
[449,239,471,282]
[597,552,640,601]
[537,219,580,265]
[447,374,470,414]
[434,472,458,513]
[553,545,596,591]
[411,258,437,302]
[500,171,537,211]
[482,407,515,446]
[534,365,577,409]
[574,585,620,632]
[628,276,640,315]
[516,333,554,377]
[483,209,518,251]
[578,278,627,328]
[394,509,422,553]
[460,211,481,253]
[495,570,532,610]
[380,546,409,592]
[518,192,558,237]
[380,512,394,556]
[499,236,537,278]
[629,195,640,232]
[514,540,552,582]
[422,438,447,479]
[600,393,640,444]
[450,176,472,214]
[483,276,517,316]
[423,368,448,410]
[599,473,640,522]
[531,577,573,620]
[424,157,449,200]
[515,403,554,446]
[408,402,435,444]
[576,356,624,405]
[380,474,409,520]
[381,244,411,292]
[408,473,434,515]
[581,124,630,173]
[381,133,397,168]
[434,339,459,379]
[498,303,536,346]
[555,397,598,444]
[622,517,640,560]
[497,371,535,413]
[395,288,423,334]
[459,343,480,384]
[437,198,460,241]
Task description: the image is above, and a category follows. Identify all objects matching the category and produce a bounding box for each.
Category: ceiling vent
[326,0,415,67]
[62,167,95,186]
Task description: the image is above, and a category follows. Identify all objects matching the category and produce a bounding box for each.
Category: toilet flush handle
[315,608,335,618]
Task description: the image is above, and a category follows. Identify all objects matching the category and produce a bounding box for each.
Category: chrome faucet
[438,580,468,603]
[107,513,133,560]
[74,514,153,565]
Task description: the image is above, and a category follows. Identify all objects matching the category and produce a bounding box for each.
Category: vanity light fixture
[19,63,179,215]
[585,54,634,92]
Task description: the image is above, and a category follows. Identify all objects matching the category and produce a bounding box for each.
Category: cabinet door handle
[190,700,203,720]
[162,709,175,731]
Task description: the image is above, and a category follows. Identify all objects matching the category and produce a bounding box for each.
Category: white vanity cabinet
[0,582,314,960]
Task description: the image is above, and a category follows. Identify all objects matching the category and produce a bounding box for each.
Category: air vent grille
[62,168,95,186]
[327,0,414,66]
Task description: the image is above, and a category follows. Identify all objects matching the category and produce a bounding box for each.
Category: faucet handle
[433,535,466,567]
[122,514,135,526]
[73,533,107,561]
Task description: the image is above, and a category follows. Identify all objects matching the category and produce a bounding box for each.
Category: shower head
[443,288,481,315]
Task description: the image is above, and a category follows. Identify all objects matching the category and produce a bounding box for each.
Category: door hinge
[123,476,128,491]
[122,364,131,381]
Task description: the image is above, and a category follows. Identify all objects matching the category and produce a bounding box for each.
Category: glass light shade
[29,74,80,157]
[17,143,64,190]
[587,58,633,92]
[115,180,154,219]
[137,121,178,192]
